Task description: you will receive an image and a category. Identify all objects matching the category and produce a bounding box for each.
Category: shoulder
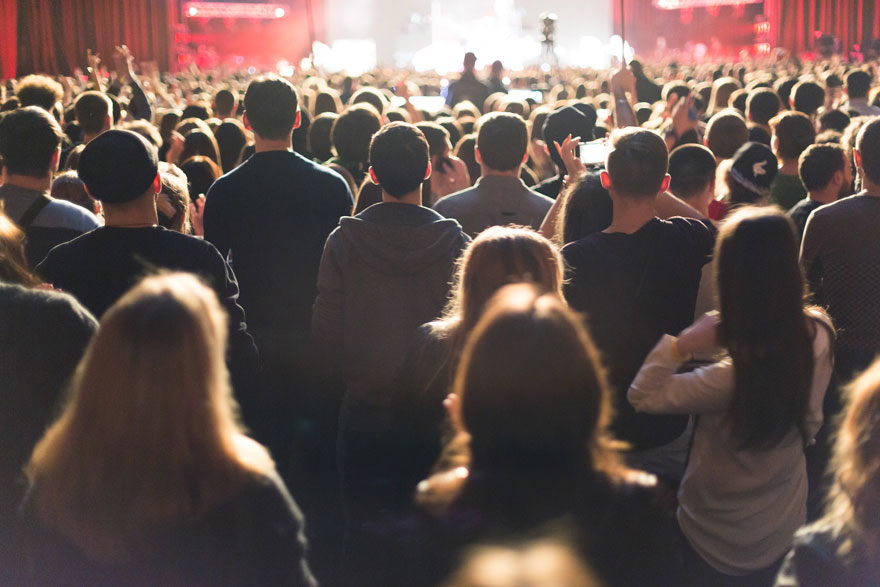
[527,187,555,207]
[434,188,475,212]
[37,199,101,232]
[561,233,603,259]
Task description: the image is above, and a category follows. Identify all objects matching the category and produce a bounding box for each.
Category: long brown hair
[27,273,274,562]
[715,207,817,451]
[0,210,40,286]
[418,284,624,511]
[823,357,880,553]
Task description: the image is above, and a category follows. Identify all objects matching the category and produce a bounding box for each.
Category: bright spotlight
[187,6,198,17]
[274,7,285,18]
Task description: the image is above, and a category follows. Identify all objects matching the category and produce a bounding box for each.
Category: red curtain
[1,0,18,79]
[15,0,178,77]
[758,0,875,55]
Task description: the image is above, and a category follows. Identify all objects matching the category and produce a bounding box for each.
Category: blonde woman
[775,358,880,587]
[18,273,315,586]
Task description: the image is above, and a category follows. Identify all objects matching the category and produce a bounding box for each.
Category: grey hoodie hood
[336,202,468,275]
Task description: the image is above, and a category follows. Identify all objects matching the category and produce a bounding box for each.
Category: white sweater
[627,312,834,575]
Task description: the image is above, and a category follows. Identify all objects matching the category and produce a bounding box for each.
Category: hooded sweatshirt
[312,202,469,430]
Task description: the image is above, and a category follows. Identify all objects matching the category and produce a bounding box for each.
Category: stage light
[188,6,199,17]
[275,7,285,18]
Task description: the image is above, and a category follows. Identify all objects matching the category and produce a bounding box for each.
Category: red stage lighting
[182,2,289,19]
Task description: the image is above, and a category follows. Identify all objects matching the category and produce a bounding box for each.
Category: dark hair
[846,70,872,99]
[309,112,337,163]
[62,144,86,172]
[792,81,825,116]
[774,77,798,109]
[369,122,429,198]
[476,112,528,172]
[454,134,481,185]
[818,109,851,134]
[436,118,463,149]
[729,89,748,114]
[314,90,342,115]
[179,156,221,200]
[74,91,112,136]
[815,130,843,145]
[331,104,381,164]
[180,103,212,121]
[243,76,299,140]
[856,118,880,185]
[745,88,781,126]
[51,171,99,216]
[351,87,386,116]
[716,207,817,451]
[178,130,221,167]
[0,106,63,177]
[771,111,816,161]
[559,172,612,245]
[662,81,690,102]
[292,107,311,158]
[705,110,749,160]
[669,144,717,201]
[416,122,452,158]
[214,120,248,173]
[121,120,162,148]
[16,75,63,113]
[798,144,846,191]
[213,88,238,117]
[159,111,181,142]
[606,128,669,199]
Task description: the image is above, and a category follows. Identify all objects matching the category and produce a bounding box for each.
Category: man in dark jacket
[312,122,468,546]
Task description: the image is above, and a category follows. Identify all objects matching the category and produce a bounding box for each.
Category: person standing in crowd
[446,53,490,112]
[73,91,112,145]
[801,117,880,382]
[629,207,834,586]
[843,69,880,117]
[14,274,315,586]
[35,130,258,387]
[0,107,100,267]
[668,144,717,218]
[770,112,815,210]
[536,105,597,199]
[563,127,714,481]
[434,112,553,236]
[487,60,507,95]
[788,144,850,243]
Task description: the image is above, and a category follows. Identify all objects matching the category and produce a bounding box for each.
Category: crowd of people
[1,45,880,586]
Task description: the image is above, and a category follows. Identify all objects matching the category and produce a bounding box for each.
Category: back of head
[456,283,613,471]
[771,111,816,161]
[350,87,387,116]
[214,120,248,173]
[856,118,880,186]
[745,88,781,126]
[437,118,463,148]
[243,76,298,140]
[332,104,381,164]
[180,156,221,198]
[16,75,63,113]
[454,133,481,184]
[51,171,98,215]
[476,112,527,172]
[309,112,338,162]
[669,144,717,201]
[818,109,851,134]
[77,130,159,204]
[705,109,749,160]
[180,103,212,121]
[314,89,342,115]
[542,106,595,170]
[157,163,190,232]
[792,80,825,116]
[846,69,872,99]
[798,143,846,192]
[560,172,612,245]
[774,77,798,109]
[0,106,63,177]
[179,130,220,166]
[416,122,452,158]
[452,227,563,334]
[709,77,741,115]
[74,91,112,136]
[369,122,430,198]
[726,142,778,205]
[715,207,812,451]
[662,81,690,103]
[27,273,273,561]
[606,127,669,199]
[212,88,238,118]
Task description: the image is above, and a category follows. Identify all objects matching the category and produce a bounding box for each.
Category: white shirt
[627,310,834,575]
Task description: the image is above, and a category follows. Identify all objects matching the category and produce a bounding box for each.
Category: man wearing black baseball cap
[36,130,258,382]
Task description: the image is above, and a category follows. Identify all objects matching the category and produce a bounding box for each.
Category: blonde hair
[0,209,39,286]
[823,357,880,553]
[27,273,273,562]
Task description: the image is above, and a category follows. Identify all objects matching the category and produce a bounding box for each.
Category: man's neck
[808,187,837,205]
[381,189,422,206]
[861,179,880,197]
[83,132,103,144]
[5,174,52,193]
[102,200,159,227]
[480,165,520,179]
[603,193,655,234]
[254,134,293,153]
[778,159,798,175]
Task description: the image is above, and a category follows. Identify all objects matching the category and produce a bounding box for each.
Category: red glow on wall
[183,2,288,19]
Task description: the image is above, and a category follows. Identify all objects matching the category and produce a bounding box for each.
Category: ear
[368,166,380,185]
[832,169,844,186]
[50,147,61,173]
[152,172,161,195]
[445,393,464,432]
[600,169,612,190]
[474,147,482,165]
[854,148,862,170]
[293,108,302,130]
[104,114,112,131]
[242,112,252,131]
[424,160,432,181]
[771,134,779,154]
[660,174,671,193]
[521,151,529,164]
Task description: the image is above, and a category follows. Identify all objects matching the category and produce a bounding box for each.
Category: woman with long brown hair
[404,284,680,587]
[628,207,835,586]
[775,357,880,586]
[18,273,315,586]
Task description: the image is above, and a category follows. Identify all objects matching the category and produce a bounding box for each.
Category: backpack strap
[17,194,52,231]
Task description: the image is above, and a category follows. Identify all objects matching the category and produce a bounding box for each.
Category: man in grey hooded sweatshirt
[312,122,469,527]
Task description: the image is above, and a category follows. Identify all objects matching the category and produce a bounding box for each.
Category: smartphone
[579,140,606,165]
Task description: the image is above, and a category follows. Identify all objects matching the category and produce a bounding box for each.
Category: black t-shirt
[787,198,823,244]
[35,226,258,377]
[204,150,353,367]
[562,217,716,450]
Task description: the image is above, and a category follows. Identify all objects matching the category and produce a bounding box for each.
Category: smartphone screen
[579,140,606,165]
